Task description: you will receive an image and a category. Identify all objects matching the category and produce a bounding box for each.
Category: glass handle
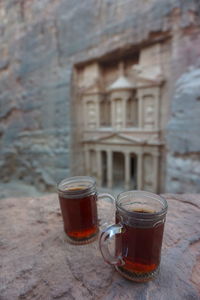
[97,193,116,230]
[98,193,115,204]
[99,223,125,266]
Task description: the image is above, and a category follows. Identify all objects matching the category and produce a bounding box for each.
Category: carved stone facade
[74,44,166,193]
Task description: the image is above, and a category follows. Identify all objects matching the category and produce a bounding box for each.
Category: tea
[115,210,164,276]
[59,188,98,242]
[99,191,167,282]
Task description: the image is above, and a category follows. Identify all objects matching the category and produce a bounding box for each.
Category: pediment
[95,133,144,145]
[83,132,163,146]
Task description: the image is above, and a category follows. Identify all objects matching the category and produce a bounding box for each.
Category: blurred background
[0,0,200,198]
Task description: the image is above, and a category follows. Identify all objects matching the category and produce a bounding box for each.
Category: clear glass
[58,176,115,245]
[99,191,168,282]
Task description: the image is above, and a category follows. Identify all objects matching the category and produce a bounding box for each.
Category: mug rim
[57,176,96,198]
[116,190,168,219]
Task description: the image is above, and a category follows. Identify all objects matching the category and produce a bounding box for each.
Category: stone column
[153,151,159,193]
[96,149,102,187]
[107,150,113,188]
[85,147,90,175]
[125,152,130,189]
[137,152,143,189]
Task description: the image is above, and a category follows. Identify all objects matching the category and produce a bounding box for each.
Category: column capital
[152,151,160,157]
[106,149,113,155]
[124,150,130,155]
[137,151,143,157]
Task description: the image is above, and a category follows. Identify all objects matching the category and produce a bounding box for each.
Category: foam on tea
[131,208,156,213]
[64,187,86,192]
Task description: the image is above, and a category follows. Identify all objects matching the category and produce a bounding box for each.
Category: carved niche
[114,99,123,129]
[86,100,96,129]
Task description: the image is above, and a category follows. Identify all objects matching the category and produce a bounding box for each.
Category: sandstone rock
[166,67,200,193]
[0,194,199,299]
[0,181,42,199]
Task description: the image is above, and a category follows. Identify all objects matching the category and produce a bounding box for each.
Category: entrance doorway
[101,151,107,187]
[130,153,137,189]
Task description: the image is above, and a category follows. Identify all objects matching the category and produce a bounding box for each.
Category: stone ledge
[0,194,200,299]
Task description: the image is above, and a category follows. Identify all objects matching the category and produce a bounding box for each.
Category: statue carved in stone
[143,96,155,129]
[87,101,96,128]
[115,99,122,128]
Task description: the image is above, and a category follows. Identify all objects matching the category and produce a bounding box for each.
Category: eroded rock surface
[0,194,199,299]
[166,67,200,193]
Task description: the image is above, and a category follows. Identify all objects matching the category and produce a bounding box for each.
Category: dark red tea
[59,188,98,241]
[116,210,164,275]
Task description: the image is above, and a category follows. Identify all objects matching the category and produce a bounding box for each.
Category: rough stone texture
[0,0,200,193]
[0,193,200,299]
[0,180,43,199]
[166,67,200,193]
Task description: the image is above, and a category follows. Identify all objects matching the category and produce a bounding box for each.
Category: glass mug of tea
[58,176,114,245]
[99,191,168,282]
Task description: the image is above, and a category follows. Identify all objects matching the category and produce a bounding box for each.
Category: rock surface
[0,180,43,199]
[166,67,200,193]
[0,193,200,300]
